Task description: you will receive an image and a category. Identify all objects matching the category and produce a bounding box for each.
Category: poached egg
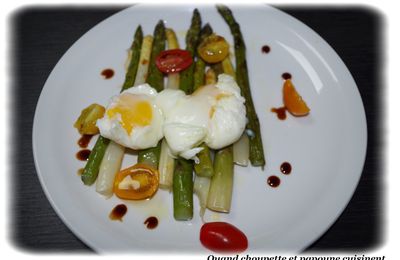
[97,74,246,160]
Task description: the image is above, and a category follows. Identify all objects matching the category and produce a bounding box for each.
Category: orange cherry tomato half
[200,222,248,253]
[155,49,193,74]
[283,79,310,116]
[113,163,159,200]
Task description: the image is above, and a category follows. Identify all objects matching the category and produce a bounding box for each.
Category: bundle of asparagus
[78,5,265,221]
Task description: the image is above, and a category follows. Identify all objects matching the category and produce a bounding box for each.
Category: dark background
[11,5,384,253]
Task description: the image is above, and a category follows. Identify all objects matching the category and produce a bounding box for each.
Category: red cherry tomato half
[200,222,248,253]
[155,49,193,74]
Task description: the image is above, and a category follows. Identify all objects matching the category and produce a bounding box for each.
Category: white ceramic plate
[32,4,367,253]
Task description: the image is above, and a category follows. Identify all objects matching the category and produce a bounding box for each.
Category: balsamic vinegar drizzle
[271,107,287,120]
[144,216,158,229]
[267,176,280,188]
[280,162,292,175]
[109,204,127,221]
[261,45,271,54]
[101,68,114,79]
[76,149,91,161]
[78,134,93,148]
[281,72,292,80]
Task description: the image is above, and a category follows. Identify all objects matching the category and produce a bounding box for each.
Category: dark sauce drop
[271,106,287,120]
[282,72,292,80]
[109,204,127,221]
[101,68,114,79]
[78,134,93,148]
[76,149,91,161]
[267,175,281,188]
[261,45,270,54]
[280,162,292,175]
[144,216,158,229]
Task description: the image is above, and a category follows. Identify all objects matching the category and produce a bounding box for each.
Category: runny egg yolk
[106,94,153,134]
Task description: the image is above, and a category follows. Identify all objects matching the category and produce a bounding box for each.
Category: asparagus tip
[156,20,165,28]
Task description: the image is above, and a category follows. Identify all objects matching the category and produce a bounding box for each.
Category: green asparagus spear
[199,23,213,43]
[194,144,214,177]
[173,9,202,220]
[193,59,205,91]
[81,26,143,185]
[192,31,216,210]
[146,20,166,92]
[137,146,161,169]
[173,158,194,220]
[137,20,166,167]
[193,24,214,177]
[193,24,213,91]
[179,9,202,94]
[81,136,110,185]
[121,26,144,92]
[217,5,266,167]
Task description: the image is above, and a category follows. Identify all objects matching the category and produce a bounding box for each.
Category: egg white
[205,74,247,149]
[156,74,247,160]
[97,84,164,150]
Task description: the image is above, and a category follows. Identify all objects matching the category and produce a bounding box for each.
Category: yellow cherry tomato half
[198,34,230,64]
[113,163,159,200]
[283,79,310,116]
